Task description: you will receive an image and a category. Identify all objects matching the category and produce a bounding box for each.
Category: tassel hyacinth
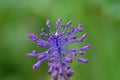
[27,18,90,80]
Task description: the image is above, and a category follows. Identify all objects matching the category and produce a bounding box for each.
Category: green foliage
[0,0,120,80]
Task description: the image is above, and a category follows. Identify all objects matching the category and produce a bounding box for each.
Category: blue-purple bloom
[27,18,90,80]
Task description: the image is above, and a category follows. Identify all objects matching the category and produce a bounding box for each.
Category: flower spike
[26,18,91,80]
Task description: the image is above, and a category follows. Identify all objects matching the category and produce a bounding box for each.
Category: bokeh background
[0,0,120,80]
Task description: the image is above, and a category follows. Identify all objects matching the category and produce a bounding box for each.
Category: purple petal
[66,21,72,27]
[66,69,74,77]
[70,35,76,39]
[71,50,77,56]
[28,33,41,43]
[46,20,50,28]
[78,51,84,55]
[56,18,62,26]
[54,63,60,70]
[77,24,82,32]
[38,54,46,60]
[28,33,36,40]
[41,28,45,33]
[26,50,38,57]
[77,58,88,63]
[48,66,53,74]
[63,62,70,69]
[33,61,42,69]
[26,53,38,57]
[81,45,91,51]
[48,62,53,67]
[63,67,74,77]
[71,26,75,32]
[77,34,87,42]
[59,67,63,75]
[52,71,58,80]
[67,31,71,35]
[48,57,54,63]
[37,42,50,47]
[65,56,72,63]
[60,75,66,80]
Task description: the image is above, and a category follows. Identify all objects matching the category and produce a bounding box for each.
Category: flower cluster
[27,18,90,80]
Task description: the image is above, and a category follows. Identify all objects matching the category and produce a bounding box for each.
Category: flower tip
[56,18,62,27]
[65,56,73,63]
[32,64,38,70]
[67,70,74,77]
[78,33,87,42]
[28,33,35,39]
[77,24,82,32]
[52,71,59,79]
[81,45,91,51]
[41,28,45,32]
[26,53,32,57]
[48,66,53,74]
[83,33,87,38]
[46,20,51,28]
[57,18,62,22]
[78,51,84,55]
[32,61,42,69]
[66,21,72,27]
[77,58,88,63]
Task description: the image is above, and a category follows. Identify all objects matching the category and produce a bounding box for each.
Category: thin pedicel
[27,18,90,80]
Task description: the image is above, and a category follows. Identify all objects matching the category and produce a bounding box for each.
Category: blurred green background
[0,0,120,80]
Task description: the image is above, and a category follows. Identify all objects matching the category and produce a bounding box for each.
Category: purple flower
[27,18,90,80]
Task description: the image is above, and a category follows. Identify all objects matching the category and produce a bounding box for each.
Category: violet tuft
[27,18,90,80]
